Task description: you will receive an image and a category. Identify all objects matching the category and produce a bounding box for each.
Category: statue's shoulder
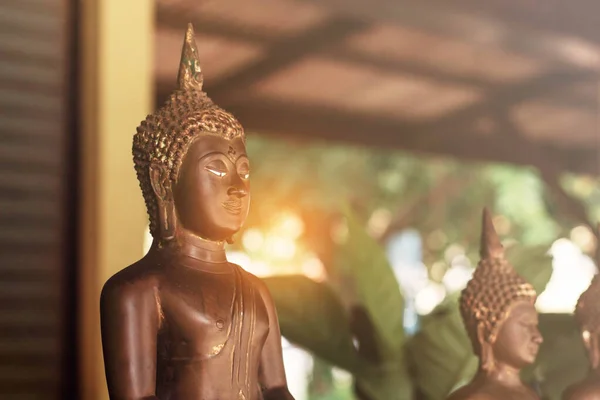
[563,381,600,400]
[101,258,163,306]
[446,384,497,400]
[230,264,272,303]
[230,263,261,285]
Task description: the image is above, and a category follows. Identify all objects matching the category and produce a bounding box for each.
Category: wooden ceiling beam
[223,99,597,175]
[202,16,368,101]
[156,16,496,89]
[326,51,597,112]
[156,0,600,47]
[156,6,274,43]
[325,50,494,88]
[421,69,598,132]
[155,9,596,108]
[155,68,598,175]
[301,0,600,64]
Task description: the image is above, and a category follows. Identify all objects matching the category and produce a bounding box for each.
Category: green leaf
[523,314,588,400]
[505,245,553,295]
[406,303,475,400]
[262,275,361,373]
[335,205,405,356]
[355,361,413,400]
[485,165,559,246]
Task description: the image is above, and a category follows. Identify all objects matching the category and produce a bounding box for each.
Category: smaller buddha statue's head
[460,208,542,372]
[133,24,250,245]
[574,227,600,369]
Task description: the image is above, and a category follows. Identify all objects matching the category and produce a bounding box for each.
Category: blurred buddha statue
[100,24,294,400]
[563,227,600,400]
[447,208,543,400]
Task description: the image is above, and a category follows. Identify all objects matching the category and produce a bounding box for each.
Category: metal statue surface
[563,225,600,400]
[447,208,543,400]
[100,24,295,400]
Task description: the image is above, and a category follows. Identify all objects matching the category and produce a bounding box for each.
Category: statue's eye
[205,160,227,177]
[206,167,226,177]
[238,162,250,179]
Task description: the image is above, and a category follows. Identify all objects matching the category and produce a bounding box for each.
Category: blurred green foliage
[241,134,598,400]
[242,135,595,272]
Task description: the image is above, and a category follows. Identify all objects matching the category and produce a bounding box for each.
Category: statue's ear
[149,163,172,202]
[149,163,176,241]
[477,323,495,372]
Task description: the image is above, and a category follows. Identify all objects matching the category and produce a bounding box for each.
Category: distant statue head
[574,226,600,370]
[133,24,250,244]
[459,208,541,372]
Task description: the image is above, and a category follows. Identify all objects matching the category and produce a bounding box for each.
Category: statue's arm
[100,275,160,400]
[256,279,295,400]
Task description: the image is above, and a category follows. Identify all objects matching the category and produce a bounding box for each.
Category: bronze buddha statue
[563,231,600,400]
[100,24,294,400]
[447,208,543,400]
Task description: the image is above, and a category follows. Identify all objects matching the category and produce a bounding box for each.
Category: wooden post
[79,0,154,398]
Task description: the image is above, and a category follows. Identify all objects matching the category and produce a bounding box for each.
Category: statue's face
[491,300,542,369]
[173,134,250,241]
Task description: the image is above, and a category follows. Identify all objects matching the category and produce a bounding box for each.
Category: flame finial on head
[177,23,204,91]
[480,207,504,259]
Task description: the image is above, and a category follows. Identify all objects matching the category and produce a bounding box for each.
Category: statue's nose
[532,329,543,344]
[228,186,247,198]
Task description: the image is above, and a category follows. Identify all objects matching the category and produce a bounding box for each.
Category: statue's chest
[480,384,540,400]
[159,267,269,360]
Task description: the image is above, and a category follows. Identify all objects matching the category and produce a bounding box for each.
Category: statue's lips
[528,343,541,357]
[222,199,242,215]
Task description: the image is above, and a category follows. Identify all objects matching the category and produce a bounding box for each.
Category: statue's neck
[157,230,230,270]
[179,230,227,263]
[478,362,523,388]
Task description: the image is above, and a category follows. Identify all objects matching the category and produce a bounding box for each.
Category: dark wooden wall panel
[0,0,75,399]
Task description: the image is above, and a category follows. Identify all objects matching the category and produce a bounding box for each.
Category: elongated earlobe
[149,163,176,241]
[478,324,495,372]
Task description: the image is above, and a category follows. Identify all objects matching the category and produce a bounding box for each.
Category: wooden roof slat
[420,69,597,136]
[157,0,329,36]
[345,24,545,84]
[302,0,600,68]
[204,17,368,104]
[157,11,274,43]
[252,57,483,120]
